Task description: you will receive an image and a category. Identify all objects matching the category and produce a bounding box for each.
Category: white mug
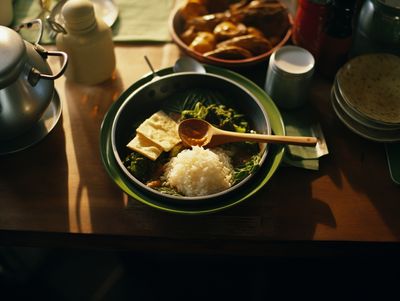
[0,0,13,26]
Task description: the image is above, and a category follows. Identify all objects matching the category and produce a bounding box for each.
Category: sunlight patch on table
[62,88,93,233]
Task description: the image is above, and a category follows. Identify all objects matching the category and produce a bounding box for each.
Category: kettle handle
[28,45,69,86]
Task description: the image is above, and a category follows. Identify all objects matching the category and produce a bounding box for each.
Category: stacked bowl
[331,54,400,142]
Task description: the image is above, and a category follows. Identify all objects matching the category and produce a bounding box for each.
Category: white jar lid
[271,45,315,78]
[62,0,96,32]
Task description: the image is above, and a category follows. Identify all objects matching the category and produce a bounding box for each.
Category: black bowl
[111,72,271,203]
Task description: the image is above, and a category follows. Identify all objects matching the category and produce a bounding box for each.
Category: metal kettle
[0,21,68,141]
[351,0,400,57]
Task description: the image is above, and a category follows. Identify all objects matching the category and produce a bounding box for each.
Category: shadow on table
[311,77,400,240]
[0,118,70,232]
[268,165,336,240]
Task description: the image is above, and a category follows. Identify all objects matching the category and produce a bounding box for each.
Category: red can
[292,0,332,61]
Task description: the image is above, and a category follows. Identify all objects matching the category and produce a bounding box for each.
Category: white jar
[56,0,116,85]
[264,46,315,110]
[0,0,13,26]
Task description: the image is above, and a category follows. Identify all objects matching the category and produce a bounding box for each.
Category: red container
[292,0,331,60]
[318,0,357,79]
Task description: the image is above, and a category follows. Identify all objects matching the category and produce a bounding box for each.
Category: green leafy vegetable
[162,88,223,113]
[181,102,249,133]
[154,186,182,196]
[124,152,167,182]
[232,154,261,184]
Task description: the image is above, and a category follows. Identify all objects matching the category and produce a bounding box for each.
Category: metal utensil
[0,24,68,140]
[173,57,206,73]
[144,55,160,80]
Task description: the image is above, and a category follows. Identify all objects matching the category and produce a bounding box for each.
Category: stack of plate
[330,53,400,142]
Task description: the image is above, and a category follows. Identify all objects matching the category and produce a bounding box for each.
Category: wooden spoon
[178,118,318,147]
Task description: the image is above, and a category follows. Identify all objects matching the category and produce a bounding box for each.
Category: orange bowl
[169,2,293,69]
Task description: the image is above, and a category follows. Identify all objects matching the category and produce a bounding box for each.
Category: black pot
[110,72,271,203]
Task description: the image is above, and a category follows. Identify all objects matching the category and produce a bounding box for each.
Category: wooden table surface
[1,38,399,256]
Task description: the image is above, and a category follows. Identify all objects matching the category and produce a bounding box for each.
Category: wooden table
[1,39,399,257]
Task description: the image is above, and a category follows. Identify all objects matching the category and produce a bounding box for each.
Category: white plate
[333,79,400,131]
[335,54,400,126]
[331,88,400,143]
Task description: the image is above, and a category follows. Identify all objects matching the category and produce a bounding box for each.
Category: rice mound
[164,146,234,197]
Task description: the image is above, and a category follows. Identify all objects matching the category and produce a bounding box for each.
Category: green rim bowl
[100,65,285,214]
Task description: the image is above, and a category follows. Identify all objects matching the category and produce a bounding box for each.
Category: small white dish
[50,0,119,28]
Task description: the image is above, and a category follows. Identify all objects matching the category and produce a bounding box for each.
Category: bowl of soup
[110,71,271,204]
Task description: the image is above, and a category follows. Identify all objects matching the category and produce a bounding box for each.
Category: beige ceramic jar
[56,0,116,85]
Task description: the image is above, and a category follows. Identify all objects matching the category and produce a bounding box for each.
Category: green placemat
[12,0,174,44]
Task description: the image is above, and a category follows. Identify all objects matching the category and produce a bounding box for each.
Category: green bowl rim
[99,64,285,214]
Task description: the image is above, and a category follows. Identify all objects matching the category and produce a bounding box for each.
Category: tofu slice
[126,133,163,161]
[136,111,181,152]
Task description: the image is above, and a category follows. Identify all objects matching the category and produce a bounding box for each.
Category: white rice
[163,146,234,197]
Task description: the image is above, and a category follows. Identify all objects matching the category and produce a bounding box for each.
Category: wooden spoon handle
[213,131,318,146]
[255,134,318,146]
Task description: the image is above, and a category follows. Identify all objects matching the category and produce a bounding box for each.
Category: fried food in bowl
[170,0,292,68]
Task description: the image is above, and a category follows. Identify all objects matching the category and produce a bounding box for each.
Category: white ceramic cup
[264,45,315,110]
[0,0,13,26]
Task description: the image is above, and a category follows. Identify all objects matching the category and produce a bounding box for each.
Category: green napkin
[281,106,329,171]
[12,0,174,44]
[112,0,174,42]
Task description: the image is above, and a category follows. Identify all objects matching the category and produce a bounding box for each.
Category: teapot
[0,20,68,141]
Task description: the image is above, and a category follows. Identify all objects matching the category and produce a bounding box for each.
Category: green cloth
[281,106,329,171]
[12,0,174,44]
[112,0,174,42]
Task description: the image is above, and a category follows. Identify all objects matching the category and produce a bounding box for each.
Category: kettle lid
[0,26,26,89]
